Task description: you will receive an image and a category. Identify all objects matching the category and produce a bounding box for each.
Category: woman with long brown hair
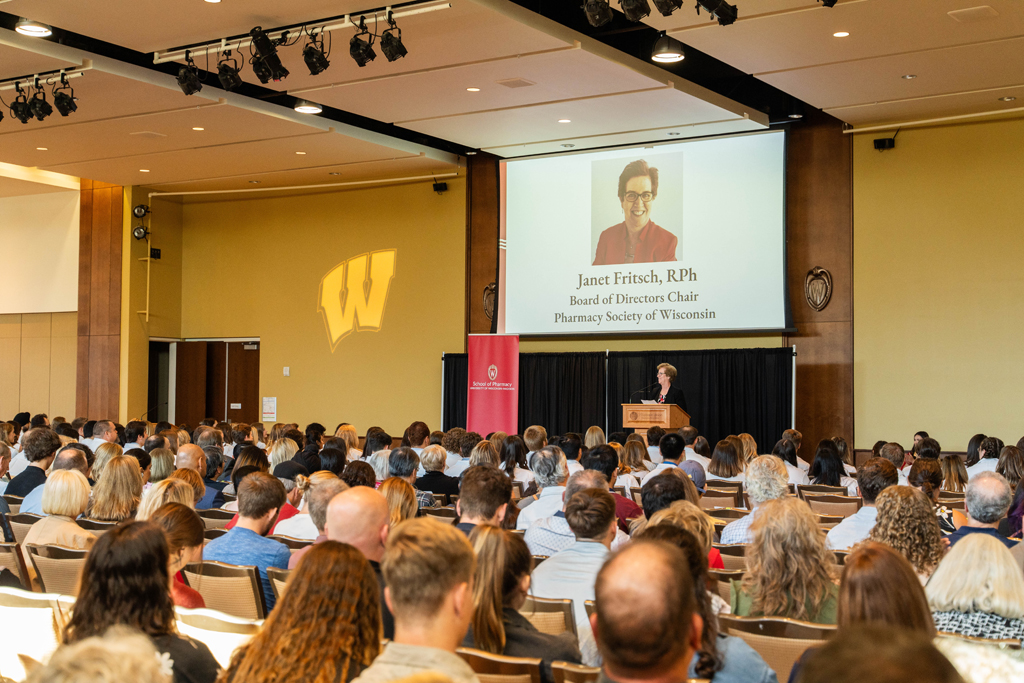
[220,541,381,683]
[150,502,206,609]
[88,454,143,522]
[619,439,651,475]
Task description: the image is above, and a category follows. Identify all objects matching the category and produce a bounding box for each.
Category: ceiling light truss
[152,2,451,65]
[0,67,89,93]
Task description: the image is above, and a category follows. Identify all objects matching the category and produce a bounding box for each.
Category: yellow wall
[178,179,466,434]
[0,312,77,419]
[853,117,1024,449]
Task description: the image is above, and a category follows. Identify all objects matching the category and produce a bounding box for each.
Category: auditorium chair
[936,632,1022,650]
[267,566,291,602]
[711,519,727,543]
[938,491,966,501]
[425,507,457,524]
[269,535,313,552]
[175,606,263,668]
[519,596,577,638]
[942,499,966,511]
[532,555,549,567]
[456,647,543,683]
[221,493,237,505]
[2,495,23,514]
[0,542,30,589]
[0,586,65,681]
[584,600,595,621]
[815,514,845,530]
[803,493,862,518]
[631,490,643,507]
[719,614,836,682]
[512,481,524,500]
[711,543,747,571]
[700,488,743,510]
[832,550,849,566]
[4,513,42,544]
[611,485,626,498]
[78,519,119,536]
[182,561,267,620]
[796,484,847,500]
[705,480,743,492]
[197,508,235,530]
[709,568,745,603]
[551,661,601,683]
[204,528,228,541]
[707,508,749,520]
[25,544,89,596]
[431,493,449,506]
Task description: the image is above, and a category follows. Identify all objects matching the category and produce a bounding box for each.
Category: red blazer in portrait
[592,220,678,266]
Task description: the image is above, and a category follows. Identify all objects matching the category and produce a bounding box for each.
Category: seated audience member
[335,424,362,460]
[175,444,222,511]
[647,500,724,570]
[137,479,197,520]
[500,435,534,487]
[225,461,306,532]
[342,460,378,489]
[92,442,123,481]
[23,470,96,579]
[531,487,618,666]
[29,627,173,683]
[798,626,965,683]
[832,435,856,475]
[169,468,205,507]
[868,486,945,582]
[222,446,271,497]
[6,427,60,497]
[130,447,152,484]
[707,439,745,483]
[524,425,549,462]
[583,426,605,449]
[19,448,89,516]
[997,445,1024,490]
[361,427,393,460]
[908,458,967,534]
[525,470,629,556]
[616,437,649,483]
[352,518,478,683]
[733,497,839,624]
[88,454,143,522]
[224,542,381,683]
[268,437,299,470]
[639,471,700,526]
[124,421,147,450]
[366,449,392,483]
[1009,479,1024,540]
[770,438,810,486]
[581,444,642,527]
[149,447,175,485]
[878,442,910,486]
[286,478,349,566]
[467,439,500,472]
[388,447,436,508]
[145,433,171,455]
[203,471,291,610]
[149,502,206,608]
[293,423,326,474]
[442,427,466,471]
[914,436,941,462]
[81,419,118,453]
[200,446,227,501]
[965,433,986,468]
[381,477,418,527]
[640,433,686,485]
[645,425,666,464]
[808,439,858,495]
[927,533,1024,644]
[62,522,219,683]
[319,446,348,476]
[430,430,445,446]
[417,444,461,497]
[678,460,707,495]
[966,436,1002,479]
[327,485,395,638]
[620,440,652,477]
[516,447,570,530]
[457,465,513,535]
[782,428,808,470]
[827,457,899,550]
[591,540,702,683]
[941,453,969,494]
[678,425,701,463]
[637,525,776,683]
[720,455,789,545]
[738,433,759,466]
[947,471,1016,548]
[403,420,431,454]
[560,433,584,475]
[465,526,582,682]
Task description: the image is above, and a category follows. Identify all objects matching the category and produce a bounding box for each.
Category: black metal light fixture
[132,225,150,241]
[52,74,77,116]
[217,50,244,91]
[303,28,331,75]
[818,0,838,7]
[10,84,32,124]
[651,33,685,63]
[696,0,738,25]
[380,12,408,62]
[29,85,53,121]
[620,0,651,22]
[583,0,614,27]
[177,50,203,96]
[349,17,376,67]
[250,26,290,82]
[652,0,684,16]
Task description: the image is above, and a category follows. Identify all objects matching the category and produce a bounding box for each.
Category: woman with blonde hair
[465,526,581,683]
[584,426,605,449]
[175,429,191,449]
[619,439,651,475]
[489,431,508,453]
[646,499,725,572]
[470,440,500,469]
[335,424,362,460]
[738,433,758,465]
[380,477,417,527]
[868,486,946,582]
[168,468,205,507]
[24,469,95,549]
[136,478,197,521]
[269,437,299,470]
[148,448,175,485]
[267,422,287,446]
[731,496,839,623]
[88,454,143,522]
[92,441,123,481]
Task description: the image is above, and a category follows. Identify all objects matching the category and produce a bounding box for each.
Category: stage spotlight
[583,0,614,27]
[349,18,376,67]
[177,51,203,96]
[696,0,738,25]
[651,33,685,63]
[652,0,684,16]
[380,13,407,62]
[29,89,53,121]
[303,30,331,75]
[15,18,52,37]
[620,0,651,22]
[818,0,838,6]
[250,26,290,81]
[217,50,244,91]
[52,74,77,116]
[10,85,32,124]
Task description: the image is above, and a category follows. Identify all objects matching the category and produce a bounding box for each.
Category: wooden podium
[622,403,690,443]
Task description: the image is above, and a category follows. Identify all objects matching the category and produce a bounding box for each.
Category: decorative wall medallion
[805,267,832,312]
[483,282,496,320]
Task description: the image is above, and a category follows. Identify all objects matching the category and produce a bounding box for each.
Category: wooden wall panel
[784,109,855,450]
[205,342,227,422]
[465,154,499,338]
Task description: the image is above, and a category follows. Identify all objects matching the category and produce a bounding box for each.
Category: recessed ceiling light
[651,34,685,64]
[999,96,1017,102]
[140,169,150,173]
[558,119,571,123]
[36,147,47,151]
[205,0,222,3]
[249,180,261,184]
[192,127,205,130]
[329,172,341,176]
[296,151,307,155]
[466,87,480,92]
[465,151,477,155]
[902,74,917,80]
[562,144,575,148]
[15,19,52,37]
[667,132,681,136]
[833,31,850,37]
[294,100,322,114]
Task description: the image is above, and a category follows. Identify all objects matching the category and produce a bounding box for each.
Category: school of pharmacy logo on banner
[467,335,519,436]
[318,249,397,351]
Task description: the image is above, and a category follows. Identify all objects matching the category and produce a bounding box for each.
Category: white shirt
[826,505,878,550]
[897,469,909,486]
[614,473,640,498]
[647,446,662,464]
[784,461,810,486]
[684,448,711,471]
[8,452,29,478]
[81,437,109,452]
[272,514,318,540]
[796,457,811,472]
[966,458,998,480]
[444,450,461,471]
[447,457,472,478]
[516,486,567,530]
[513,467,535,485]
[707,472,745,483]
[843,463,857,476]
[840,476,858,497]
[347,448,363,462]
[566,460,583,475]
[640,462,678,487]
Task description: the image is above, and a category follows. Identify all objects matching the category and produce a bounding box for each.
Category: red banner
[467,334,519,435]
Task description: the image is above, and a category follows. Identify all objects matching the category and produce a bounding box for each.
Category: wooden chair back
[631,490,643,507]
[175,606,263,668]
[708,569,744,603]
[267,566,292,603]
[269,535,313,552]
[77,519,119,535]
[25,544,89,595]
[611,485,626,498]
[796,484,847,499]
[938,491,966,500]
[2,495,23,514]
[719,615,836,682]
[5,513,43,544]
[815,514,845,529]
[0,586,65,680]
[197,508,235,530]
[803,493,862,518]
[519,596,577,638]
[431,493,449,506]
[532,555,549,567]
[711,543,748,571]
[705,480,743,492]
[943,499,966,511]
[456,647,543,683]
[512,481,524,500]
[707,508,749,520]
[584,600,595,621]
[204,528,228,541]
[0,542,31,589]
[182,561,267,620]
[700,489,743,510]
[425,507,457,524]
[551,661,600,683]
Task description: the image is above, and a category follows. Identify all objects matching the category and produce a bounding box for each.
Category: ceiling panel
[826,84,1024,127]
[0,43,77,81]
[0,175,76,198]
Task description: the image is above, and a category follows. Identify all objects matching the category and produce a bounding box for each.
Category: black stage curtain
[441,352,606,434]
[607,348,793,450]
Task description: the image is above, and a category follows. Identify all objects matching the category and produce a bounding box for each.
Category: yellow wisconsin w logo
[318,249,397,350]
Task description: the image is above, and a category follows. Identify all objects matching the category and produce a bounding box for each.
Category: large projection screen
[497,130,787,336]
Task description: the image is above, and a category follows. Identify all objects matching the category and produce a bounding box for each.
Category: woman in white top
[809,439,858,496]
[500,435,535,485]
[334,424,362,461]
[618,440,651,475]
[833,436,857,476]
[707,439,745,483]
[771,438,810,486]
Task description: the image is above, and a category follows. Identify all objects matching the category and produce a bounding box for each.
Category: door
[226,341,260,423]
[175,341,208,427]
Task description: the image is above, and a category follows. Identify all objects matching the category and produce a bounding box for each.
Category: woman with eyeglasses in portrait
[592,159,678,266]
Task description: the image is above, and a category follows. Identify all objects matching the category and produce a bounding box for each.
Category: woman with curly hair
[220,541,381,683]
[731,497,839,623]
[868,486,946,582]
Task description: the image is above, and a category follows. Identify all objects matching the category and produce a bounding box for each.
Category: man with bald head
[327,486,394,638]
[177,443,224,510]
[591,541,702,683]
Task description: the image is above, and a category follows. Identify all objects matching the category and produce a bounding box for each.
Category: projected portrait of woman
[592,159,677,266]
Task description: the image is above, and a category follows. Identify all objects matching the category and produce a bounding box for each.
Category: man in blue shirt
[20,447,90,516]
[203,470,291,610]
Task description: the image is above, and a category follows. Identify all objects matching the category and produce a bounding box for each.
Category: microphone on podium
[628,382,659,402]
